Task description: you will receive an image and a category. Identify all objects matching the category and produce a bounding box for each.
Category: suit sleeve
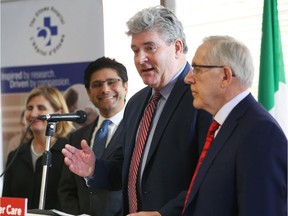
[237,120,287,216]
[89,143,123,190]
[158,109,212,216]
[57,132,81,214]
[58,162,81,214]
[89,121,124,190]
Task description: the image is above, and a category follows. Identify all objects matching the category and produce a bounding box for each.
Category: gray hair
[126,5,188,54]
[203,35,254,88]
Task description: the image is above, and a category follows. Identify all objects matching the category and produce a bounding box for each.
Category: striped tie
[183,120,220,212]
[128,91,161,213]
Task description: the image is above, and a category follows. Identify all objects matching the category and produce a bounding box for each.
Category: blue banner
[1,61,90,93]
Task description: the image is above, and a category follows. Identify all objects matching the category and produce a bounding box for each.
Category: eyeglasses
[191,64,224,76]
[90,78,121,89]
[191,64,236,77]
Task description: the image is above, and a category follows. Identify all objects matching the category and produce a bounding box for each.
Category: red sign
[0,197,27,216]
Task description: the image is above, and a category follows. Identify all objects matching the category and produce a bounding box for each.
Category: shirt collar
[98,108,124,127]
[215,90,250,125]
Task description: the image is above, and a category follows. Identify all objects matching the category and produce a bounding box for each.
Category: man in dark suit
[58,57,128,215]
[182,35,287,216]
[62,6,211,216]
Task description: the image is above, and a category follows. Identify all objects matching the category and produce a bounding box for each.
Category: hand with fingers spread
[62,139,96,177]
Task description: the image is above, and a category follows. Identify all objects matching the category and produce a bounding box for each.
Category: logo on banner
[29,7,65,56]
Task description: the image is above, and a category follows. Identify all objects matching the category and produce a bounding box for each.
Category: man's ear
[221,66,234,87]
[174,39,183,58]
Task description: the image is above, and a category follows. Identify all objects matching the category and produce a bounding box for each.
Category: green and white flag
[258,0,288,138]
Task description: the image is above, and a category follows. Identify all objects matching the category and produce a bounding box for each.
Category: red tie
[128,92,161,213]
[183,120,220,211]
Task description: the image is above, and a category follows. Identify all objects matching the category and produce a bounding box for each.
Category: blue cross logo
[37,17,58,46]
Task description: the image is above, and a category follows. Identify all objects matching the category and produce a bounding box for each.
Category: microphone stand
[38,121,56,210]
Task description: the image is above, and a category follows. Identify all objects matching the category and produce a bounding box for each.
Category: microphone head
[75,110,88,123]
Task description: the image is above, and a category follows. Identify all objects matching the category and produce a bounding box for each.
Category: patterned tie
[183,120,220,211]
[128,91,161,213]
[93,119,111,158]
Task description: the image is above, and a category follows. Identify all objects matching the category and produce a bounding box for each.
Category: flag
[258,0,288,138]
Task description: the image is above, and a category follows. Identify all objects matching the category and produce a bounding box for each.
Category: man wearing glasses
[58,56,128,216]
[182,35,287,216]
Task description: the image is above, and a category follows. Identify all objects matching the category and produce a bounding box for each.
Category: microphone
[37,110,87,123]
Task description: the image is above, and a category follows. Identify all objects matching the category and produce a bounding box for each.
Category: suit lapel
[20,142,34,168]
[103,120,123,158]
[85,121,97,143]
[145,63,190,167]
[185,94,255,207]
[91,117,124,159]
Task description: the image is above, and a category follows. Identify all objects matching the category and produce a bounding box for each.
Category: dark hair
[84,56,128,89]
[64,88,78,112]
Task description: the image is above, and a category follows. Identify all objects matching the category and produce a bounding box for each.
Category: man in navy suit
[62,6,211,216]
[58,57,128,215]
[182,35,287,216]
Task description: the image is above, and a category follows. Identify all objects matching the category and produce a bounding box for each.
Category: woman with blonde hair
[2,85,74,210]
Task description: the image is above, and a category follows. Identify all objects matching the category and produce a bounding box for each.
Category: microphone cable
[0,118,36,177]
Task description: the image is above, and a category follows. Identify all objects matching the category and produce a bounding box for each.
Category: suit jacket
[58,118,123,216]
[91,62,212,216]
[182,94,287,216]
[2,137,68,210]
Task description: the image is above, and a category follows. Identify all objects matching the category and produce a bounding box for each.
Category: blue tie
[93,119,111,158]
